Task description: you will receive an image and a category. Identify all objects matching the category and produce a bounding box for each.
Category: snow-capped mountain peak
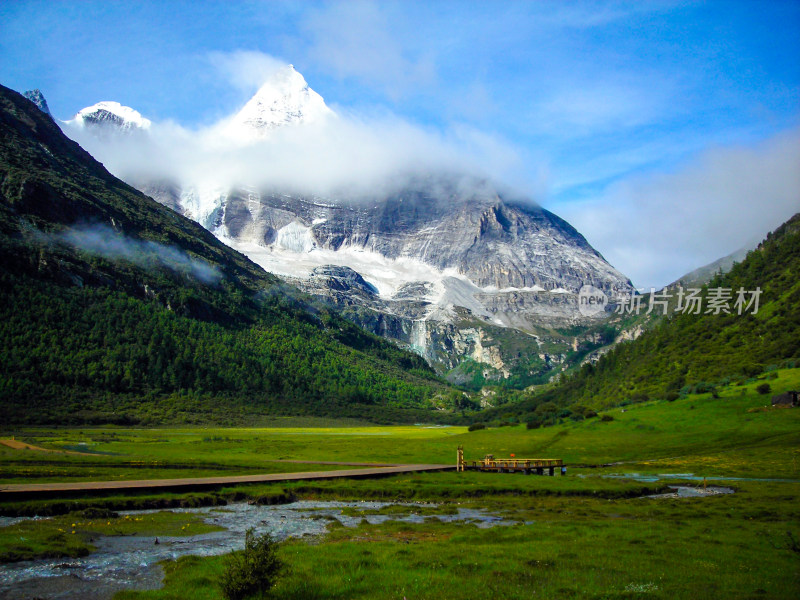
[67,101,151,131]
[227,64,334,137]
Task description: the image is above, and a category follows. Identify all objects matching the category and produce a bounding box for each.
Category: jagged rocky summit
[23,89,51,116]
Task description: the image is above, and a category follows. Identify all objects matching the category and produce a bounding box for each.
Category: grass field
[1,369,799,598]
[2,369,798,482]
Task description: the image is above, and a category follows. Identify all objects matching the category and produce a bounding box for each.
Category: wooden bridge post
[457,446,464,472]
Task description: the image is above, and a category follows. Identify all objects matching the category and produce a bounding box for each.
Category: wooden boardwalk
[456,447,564,475]
[0,464,454,499]
[463,458,563,474]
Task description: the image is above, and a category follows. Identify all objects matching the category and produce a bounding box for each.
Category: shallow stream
[0,501,512,599]
[594,472,799,483]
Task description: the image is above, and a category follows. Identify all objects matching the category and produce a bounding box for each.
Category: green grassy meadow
[1,369,799,598]
[3,368,798,481]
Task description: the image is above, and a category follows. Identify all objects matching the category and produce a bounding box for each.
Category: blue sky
[2,0,799,287]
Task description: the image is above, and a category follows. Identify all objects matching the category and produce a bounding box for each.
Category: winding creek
[0,501,515,599]
[0,481,742,599]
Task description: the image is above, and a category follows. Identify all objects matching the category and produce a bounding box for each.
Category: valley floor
[1,369,799,599]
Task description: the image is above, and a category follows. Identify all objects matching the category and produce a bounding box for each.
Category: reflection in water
[0,501,512,599]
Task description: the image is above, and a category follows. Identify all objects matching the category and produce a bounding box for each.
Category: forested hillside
[479,213,800,424]
[0,84,452,425]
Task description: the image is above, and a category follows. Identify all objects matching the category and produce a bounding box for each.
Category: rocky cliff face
[243,182,625,291]
[209,181,632,327]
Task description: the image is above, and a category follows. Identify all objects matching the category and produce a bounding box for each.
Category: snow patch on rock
[67,101,151,131]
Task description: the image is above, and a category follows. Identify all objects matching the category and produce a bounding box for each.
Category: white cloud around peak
[208,50,289,94]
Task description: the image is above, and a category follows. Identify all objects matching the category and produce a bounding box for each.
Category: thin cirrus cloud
[531,81,671,138]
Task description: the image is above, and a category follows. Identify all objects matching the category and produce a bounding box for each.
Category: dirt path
[0,464,454,497]
[0,438,96,456]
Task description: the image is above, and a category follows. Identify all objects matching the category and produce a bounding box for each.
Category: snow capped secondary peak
[228,64,334,137]
[68,101,151,131]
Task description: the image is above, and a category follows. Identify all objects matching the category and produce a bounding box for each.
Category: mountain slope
[670,244,752,289]
[477,213,800,422]
[0,83,452,425]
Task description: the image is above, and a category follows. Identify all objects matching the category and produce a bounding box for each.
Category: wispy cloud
[531,81,671,138]
[49,224,223,284]
[559,128,800,289]
[302,1,436,101]
[208,50,289,95]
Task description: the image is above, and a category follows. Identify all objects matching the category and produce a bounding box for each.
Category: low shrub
[742,364,764,377]
[467,423,486,432]
[756,383,772,395]
[692,382,715,394]
[220,528,283,600]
